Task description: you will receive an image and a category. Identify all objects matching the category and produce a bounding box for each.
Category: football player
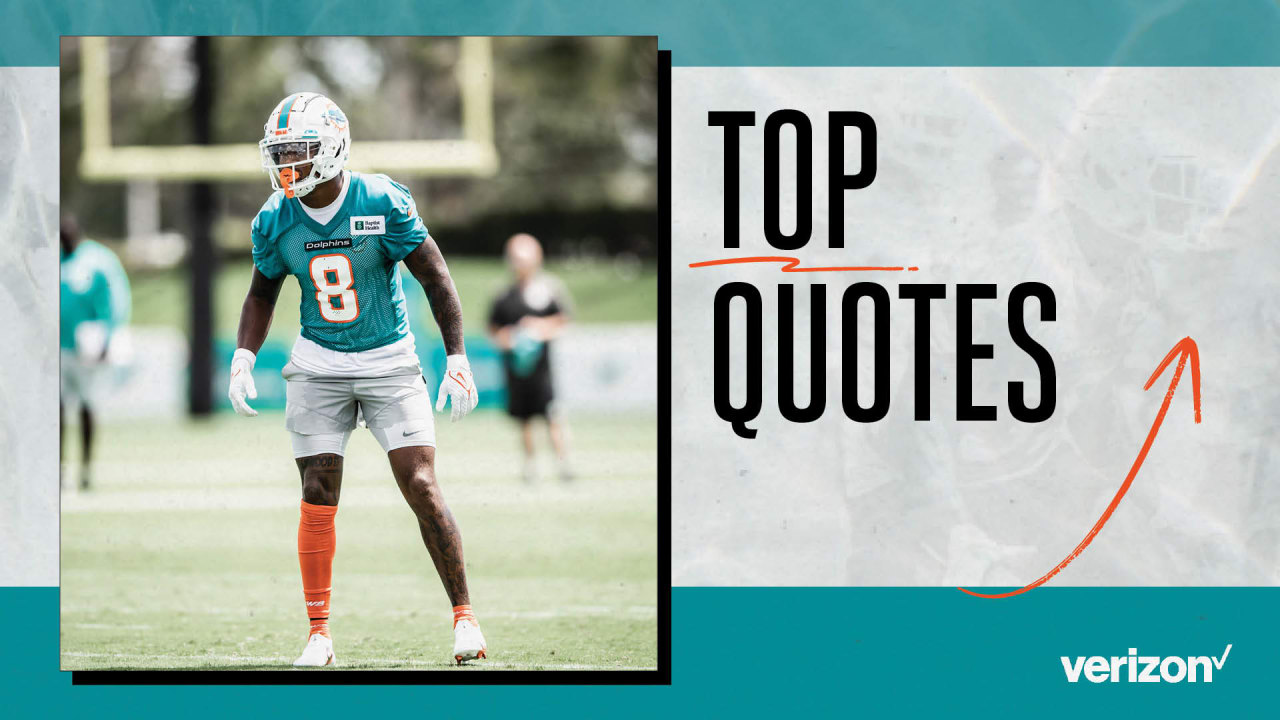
[228,93,485,667]
[60,216,131,491]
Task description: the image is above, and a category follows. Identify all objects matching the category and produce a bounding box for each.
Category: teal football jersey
[251,172,427,352]
[60,239,131,350]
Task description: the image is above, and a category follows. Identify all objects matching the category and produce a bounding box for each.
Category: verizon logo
[1061,644,1232,683]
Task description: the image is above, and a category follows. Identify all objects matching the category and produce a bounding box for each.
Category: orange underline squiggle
[688,256,919,273]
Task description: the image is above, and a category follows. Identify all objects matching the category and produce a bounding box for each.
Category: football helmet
[260,92,351,199]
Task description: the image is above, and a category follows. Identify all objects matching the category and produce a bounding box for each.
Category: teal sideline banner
[14,588,1279,713]
[2,0,1279,66]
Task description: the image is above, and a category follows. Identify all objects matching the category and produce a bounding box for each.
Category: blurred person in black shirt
[488,234,574,482]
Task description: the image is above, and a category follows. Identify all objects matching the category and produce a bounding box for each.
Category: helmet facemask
[259,93,351,199]
[260,136,344,199]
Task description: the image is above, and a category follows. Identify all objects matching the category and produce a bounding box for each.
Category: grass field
[128,256,658,337]
[60,410,658,671]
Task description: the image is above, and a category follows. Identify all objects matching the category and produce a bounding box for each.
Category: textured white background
[0,69,59,586]
[672,68,1280,586]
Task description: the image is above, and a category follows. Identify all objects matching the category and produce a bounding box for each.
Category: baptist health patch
[351,215,385,235]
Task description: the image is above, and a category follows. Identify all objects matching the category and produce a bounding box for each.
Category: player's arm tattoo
[236,267,285,353]
[404,235,466,356]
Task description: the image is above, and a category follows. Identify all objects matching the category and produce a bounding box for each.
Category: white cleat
[453,619,487,664]
[293,633,336,667]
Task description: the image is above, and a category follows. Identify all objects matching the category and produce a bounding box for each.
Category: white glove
[436,354,479,422]
[228,348,259,417]
[75,321,110,363]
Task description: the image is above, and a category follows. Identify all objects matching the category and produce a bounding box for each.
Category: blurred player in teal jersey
[227,93,485,667]
[488,233,574,483]
[60,216,131,491]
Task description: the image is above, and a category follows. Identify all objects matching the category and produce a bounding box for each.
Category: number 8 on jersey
[309,253,359,323]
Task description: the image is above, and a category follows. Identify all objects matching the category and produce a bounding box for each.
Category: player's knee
[404,468,439,502]
[301,475,339,506]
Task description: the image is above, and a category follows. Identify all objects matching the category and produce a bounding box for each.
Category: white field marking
[61,476,655,514]
[60,651,656,671]
[63,650,291,661]
[68,623,154,630]
[478,662,657,671]
[61,605,656,620]
[81,449,654,488]
[62,651,289,663]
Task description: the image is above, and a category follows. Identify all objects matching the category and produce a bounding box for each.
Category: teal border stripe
[4,0,1280,67]
[20,588,1280,714]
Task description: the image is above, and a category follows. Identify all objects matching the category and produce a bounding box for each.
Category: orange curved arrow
[959,337,1202,599]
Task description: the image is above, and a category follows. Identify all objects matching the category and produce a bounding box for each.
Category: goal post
[72,36,500,416]
[77,36,499,182]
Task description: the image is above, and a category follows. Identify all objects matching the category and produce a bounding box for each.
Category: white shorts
[61,350,105,407]
[289,417,435,458]
[283,356,436,458]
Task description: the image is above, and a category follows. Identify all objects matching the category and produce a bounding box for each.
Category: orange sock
[299,500,337,637]
[453,604,478,628]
